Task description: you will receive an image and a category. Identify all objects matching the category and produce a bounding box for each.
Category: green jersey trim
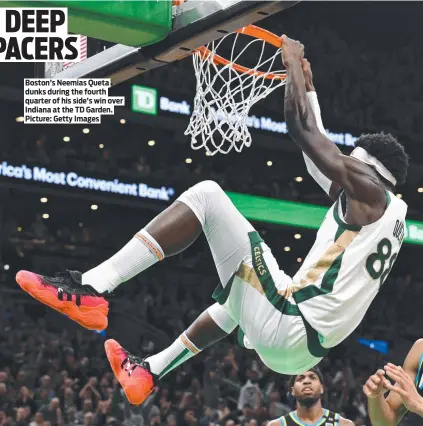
[213,231,328,358]
[333,198,362,232]
[415,353,423,391]
[293,247,345,304]
[333,190,391,235]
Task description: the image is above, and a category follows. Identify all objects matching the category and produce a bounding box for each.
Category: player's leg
[105,303,237,405]
[16,181,255,330]
[81,201,201,292]
[83,179,254,289]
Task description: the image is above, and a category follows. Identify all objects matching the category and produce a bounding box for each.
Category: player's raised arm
[282,35,384,206]
[300,58,341,201]
[364,340,423,425]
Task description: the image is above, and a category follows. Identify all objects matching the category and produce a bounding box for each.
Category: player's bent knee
[195,180,223,196]
[177,179,237,231]
[177,180,224,227]
[207,303,238,334]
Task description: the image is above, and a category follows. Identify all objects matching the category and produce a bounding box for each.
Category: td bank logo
[132,85,157,115]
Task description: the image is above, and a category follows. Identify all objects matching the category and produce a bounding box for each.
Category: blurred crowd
[0,287,387,426]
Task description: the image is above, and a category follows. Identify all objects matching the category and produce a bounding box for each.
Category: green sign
[405,221,423,246]
[226,192,423,246]
[1,1,172,46]
[132,85,158,115]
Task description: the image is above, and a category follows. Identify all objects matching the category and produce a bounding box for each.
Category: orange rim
[196,25,286,81]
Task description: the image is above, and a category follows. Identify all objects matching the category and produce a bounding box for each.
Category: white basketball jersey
[292,191,407,348]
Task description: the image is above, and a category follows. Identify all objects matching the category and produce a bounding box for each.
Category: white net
[185,29,286,155]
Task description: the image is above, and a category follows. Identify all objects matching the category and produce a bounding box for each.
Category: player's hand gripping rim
[281,34,304,68]
[301,58,315,92]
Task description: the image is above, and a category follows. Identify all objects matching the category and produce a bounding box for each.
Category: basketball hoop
[185,25,286,155]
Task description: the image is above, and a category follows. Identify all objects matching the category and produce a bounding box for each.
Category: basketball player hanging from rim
[16,36,409,405]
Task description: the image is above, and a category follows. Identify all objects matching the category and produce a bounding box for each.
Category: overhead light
[284,246,291,252]
[78,222,83,227]
[4,264,9,271]
[148,140,155,146]
[206,151,212,156]
[294,233,301,239]
[120,119,126,124]
[40,197,48,203]
[418,188,423,193]
[17,227,22,232]
[42,213,49,219]
[185,158,192,164]
[63,136,70,142]
[99,144,104,149]
[15,116,24,123]
[82,128,90,134]
[267,161,273,167]
[295,176,303,182]
[396,193,403,199]
[91,204,98,211]
[297,257,302,263]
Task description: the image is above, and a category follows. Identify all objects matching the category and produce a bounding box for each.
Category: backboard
[49,0,298,86]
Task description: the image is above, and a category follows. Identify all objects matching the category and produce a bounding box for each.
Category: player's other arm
[364,339,423,426]
[301,59,341,201]
[282,36,383,205]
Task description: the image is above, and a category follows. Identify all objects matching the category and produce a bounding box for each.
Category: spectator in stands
[15,406,30,426]
[238,369,261,412]
[29,411,44,426]
[26,215,54,245]
[133,155,151,177]
[40,398,62,426]
[16,386,37,416]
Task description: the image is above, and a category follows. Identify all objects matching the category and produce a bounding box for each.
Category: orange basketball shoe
[105,339,157,405]
[16,270,109,330]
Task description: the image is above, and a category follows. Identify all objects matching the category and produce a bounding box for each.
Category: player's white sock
[81,229,164,293]
[146,332,200,379]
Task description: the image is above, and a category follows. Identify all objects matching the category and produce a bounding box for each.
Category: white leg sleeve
[177,180,255,285]
[207,303,238,334]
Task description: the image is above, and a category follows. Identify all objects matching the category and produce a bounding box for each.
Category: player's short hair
[289,367,324,389]
[354,132,409,186]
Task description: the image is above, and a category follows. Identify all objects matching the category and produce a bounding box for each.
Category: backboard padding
[51,1,298,85]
